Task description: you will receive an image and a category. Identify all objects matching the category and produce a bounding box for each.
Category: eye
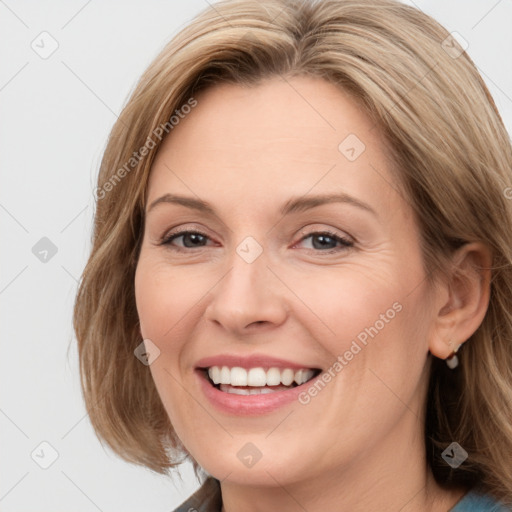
[295,230,354,253]
[159,228,354,254]
[160,229,214,250]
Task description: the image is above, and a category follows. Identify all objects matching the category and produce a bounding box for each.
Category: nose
[203,245,289,337]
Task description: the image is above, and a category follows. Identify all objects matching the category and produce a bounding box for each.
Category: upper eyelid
[161,226,213,241]
[160,224,351,239]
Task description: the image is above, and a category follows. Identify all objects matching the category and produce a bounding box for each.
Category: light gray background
[1,1,511,510]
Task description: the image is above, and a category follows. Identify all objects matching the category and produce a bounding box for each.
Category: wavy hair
[73,0,512,503]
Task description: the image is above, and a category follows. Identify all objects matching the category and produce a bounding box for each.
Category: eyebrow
[147,192,377,217]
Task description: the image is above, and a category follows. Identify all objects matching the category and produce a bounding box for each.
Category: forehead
[147,76,406,221]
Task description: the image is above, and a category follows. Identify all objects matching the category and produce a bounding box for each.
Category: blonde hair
[73,0,512,503]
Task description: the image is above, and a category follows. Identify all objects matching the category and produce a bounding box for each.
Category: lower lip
[196,370,315,415]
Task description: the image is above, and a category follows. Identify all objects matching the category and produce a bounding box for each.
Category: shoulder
[172,477,222,512]
[450,489,511,512]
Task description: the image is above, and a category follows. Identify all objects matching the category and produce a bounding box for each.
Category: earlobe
[427,242,492,363]
[429,334,462,362]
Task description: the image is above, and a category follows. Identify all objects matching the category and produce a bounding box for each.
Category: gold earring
[446,342,462,369]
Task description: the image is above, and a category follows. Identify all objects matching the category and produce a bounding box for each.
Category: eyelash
[159,229,354,254]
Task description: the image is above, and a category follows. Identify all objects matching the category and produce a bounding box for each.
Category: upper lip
[195,353,320,370]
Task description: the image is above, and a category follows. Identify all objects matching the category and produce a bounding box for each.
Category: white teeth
[207,366,316,387]
[220,366,230,384]
[281,368,295,386]
[247,368,267,386]
[295,369,314,385]
[209,366,221,384]
[266,368,281,386]
[219,384,293,395]
[230,367,247,386]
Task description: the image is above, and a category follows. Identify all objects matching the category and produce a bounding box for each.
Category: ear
[428,242,492,360]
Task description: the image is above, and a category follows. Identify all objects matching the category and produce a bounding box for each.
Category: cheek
[299,257,431,406]
[134,259,202,433]
[298,262,408,350]
[134,257,209,342]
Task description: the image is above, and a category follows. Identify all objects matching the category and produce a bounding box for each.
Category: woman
[73,0,512,510]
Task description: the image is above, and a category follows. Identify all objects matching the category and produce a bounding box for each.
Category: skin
[134,75,492,511]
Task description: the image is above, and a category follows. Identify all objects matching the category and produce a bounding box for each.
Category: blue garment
[173,478,512,511]
[450,489,511,511]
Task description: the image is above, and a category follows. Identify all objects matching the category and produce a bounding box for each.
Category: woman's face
[135,76,438,486]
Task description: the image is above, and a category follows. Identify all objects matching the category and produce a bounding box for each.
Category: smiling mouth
[202,366,321,395]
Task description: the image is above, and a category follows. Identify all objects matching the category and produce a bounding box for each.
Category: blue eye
[161,230,211,249]
[160,229,353,254]
[296,231,353,253]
